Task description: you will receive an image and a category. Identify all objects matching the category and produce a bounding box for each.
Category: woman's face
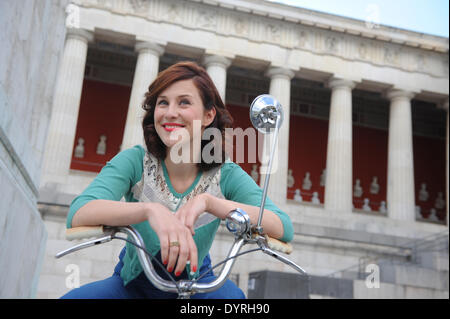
[154,79,216,152]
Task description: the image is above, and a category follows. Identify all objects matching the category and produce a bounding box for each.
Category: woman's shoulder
[219,160,256,195]
[105,145,147,179]
[111,145,146,164]
[121,144,146,157]
[220,159,250,179]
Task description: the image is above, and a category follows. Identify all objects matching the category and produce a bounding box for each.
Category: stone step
[353,279,449,299]
[413,250,449,271]
[336,257,449,290]
[377,261,448,290]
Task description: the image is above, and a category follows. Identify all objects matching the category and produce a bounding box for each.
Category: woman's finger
[167,232,180,273]
[159,232,170,267]
[186,230,198,275]
[174,228,191,276]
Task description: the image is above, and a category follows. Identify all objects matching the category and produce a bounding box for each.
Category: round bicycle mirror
[249,94,283,134]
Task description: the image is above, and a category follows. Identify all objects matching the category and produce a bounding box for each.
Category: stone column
[41,28,93,185]
[121,41,164,151]
[324,78,355,212]
[202,55,232,102]
[386,89,416,221]
[260,67,294,204]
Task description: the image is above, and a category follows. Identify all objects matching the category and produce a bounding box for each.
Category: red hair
[141,61,233,171]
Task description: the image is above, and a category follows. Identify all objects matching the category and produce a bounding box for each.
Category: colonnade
[42,28,449,223]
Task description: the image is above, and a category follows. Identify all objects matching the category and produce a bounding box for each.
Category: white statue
[353,179,363,198]
[370,176,379,195]
[287,169,295,188]
[418,183,429,202]
[96,134,107,155]
[434,192,445,209]
[294,189,302,203]
[250,164,259,183]
[302,172,312,190]
[428,208,439,222]
[379,201,387,214]
[362,198,371,212]
[74,137,85,158]
[311,191,320,204]
[415,205,422,219]
[320,169,326,187]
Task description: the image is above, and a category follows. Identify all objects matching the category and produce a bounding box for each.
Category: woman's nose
[165,102,178,118]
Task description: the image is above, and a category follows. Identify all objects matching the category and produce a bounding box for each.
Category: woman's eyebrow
[158,94,193,99]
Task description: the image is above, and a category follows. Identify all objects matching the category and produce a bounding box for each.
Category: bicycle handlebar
[56,213,305,298]
[63,225,293,254]
[56,225,247,296]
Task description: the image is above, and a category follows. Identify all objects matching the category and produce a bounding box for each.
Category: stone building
[0,0,69,297]
[5,0,448,298]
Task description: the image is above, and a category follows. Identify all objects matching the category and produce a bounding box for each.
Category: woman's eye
[157,100,168,106]
[180,99,191,105]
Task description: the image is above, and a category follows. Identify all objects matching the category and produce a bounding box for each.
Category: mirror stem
[255,115,281,234]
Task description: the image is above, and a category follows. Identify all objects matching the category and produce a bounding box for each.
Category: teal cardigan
[67,145,294,285]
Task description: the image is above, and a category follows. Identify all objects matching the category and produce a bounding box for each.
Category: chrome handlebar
[56,209,306,298]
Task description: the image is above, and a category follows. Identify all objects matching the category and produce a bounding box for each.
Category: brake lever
[55,234,113,258]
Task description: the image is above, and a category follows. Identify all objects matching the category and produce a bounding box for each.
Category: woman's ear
[203,107,217,127]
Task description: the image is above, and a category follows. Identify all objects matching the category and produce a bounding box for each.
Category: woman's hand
[175,193,212,236]
[145,203,198,277]
[177,193,285,241]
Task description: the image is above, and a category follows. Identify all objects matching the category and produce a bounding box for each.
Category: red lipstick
[162,123,185,132]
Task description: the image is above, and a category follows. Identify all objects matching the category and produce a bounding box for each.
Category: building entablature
[71,0,448,91]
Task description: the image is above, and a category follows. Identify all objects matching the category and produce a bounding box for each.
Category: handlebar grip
[265,235,293,254]
[65,226,106,241]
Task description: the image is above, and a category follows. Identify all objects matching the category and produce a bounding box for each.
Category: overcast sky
[268,0,449,38]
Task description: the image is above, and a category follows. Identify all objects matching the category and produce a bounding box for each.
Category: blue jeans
[61,247,245,299]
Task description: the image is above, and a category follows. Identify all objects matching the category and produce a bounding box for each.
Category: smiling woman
[63,61,293,299]
[154,80,216,164]
[142,61,233,171]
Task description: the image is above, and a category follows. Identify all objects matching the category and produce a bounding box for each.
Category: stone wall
[0,0,68,297]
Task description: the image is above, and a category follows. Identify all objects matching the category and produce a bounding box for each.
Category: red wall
[413,135,447,220]
[226,104,262,180]
[70,79,131,172]
[288,115,328,202]
[352,126,388,210]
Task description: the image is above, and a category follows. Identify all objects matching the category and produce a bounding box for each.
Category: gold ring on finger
[169,241,180,247]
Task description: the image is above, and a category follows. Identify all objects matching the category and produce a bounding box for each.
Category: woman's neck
[163,154,199,182]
